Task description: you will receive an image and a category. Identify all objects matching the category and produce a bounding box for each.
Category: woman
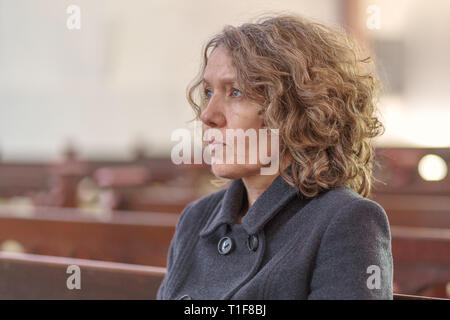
[157,14,393,300]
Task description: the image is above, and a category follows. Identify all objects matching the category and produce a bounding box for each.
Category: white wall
[361,0,450,147]
[0,0,341,161]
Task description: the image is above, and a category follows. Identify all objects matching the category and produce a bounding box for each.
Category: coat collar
[199,167,303,237]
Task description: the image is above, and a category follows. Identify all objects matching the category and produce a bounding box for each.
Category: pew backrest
[0,252,166,299]
[0,205,178,266]
[391,226,450,298]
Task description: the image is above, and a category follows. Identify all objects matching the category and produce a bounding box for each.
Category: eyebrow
[202,75,237,86]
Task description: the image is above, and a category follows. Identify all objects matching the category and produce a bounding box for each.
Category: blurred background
[0,0,449,299]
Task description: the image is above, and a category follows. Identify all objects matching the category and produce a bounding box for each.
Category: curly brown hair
[187,14,385,198]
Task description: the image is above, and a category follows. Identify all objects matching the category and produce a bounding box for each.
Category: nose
[200,97,226,128]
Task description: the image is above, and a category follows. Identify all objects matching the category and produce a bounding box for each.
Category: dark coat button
[179,294,191,300]
[218,237,234,255]
[247,234,259,251]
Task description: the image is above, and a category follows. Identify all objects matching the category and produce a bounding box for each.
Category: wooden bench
[371,194,450,228]
[1,157,213,212]
[0,252,165,299]
[0,205,178,266]
[393,293,446,300]
[391,226,450,298]
[0,163,51,198]
[373,147,450,196]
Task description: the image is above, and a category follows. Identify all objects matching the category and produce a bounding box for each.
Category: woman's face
[200,46,277,179]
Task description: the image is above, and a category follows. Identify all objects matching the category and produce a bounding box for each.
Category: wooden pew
[393,293,446,300]
[371,194,450,229]
[0,163,51,198]
[1,155,213,213]
[92,163,213,213]
[0,205,178,266]
[373,147,450,196]
[391,226,450,298]
[0,252,165,299]
[93,166,200,213]
[112,185,201,213]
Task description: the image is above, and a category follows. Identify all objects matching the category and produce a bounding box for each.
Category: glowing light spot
[418,154,448,181]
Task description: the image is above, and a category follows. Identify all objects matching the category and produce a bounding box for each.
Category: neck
[236,173,277,224]
[242,173,278,208]
[236,160,292,224]
[242,159,292,208]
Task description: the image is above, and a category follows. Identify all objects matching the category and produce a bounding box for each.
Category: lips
[208,138,226,151]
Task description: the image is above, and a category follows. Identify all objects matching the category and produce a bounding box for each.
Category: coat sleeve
[307,198,393,300]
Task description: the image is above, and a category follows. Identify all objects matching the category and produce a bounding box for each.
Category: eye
[231,88,242,97]
[204,88,213,99]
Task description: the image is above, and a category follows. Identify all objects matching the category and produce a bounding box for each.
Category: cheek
[225,108,265,159]
[226,104,264,131]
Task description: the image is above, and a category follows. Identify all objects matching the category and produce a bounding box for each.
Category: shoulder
[174,187,227,234]
[165,188,227,267]
[307,187,393,299]
[306,186,389,232]
[309,186,392,260]
[181,188,226,220]
[330,187,389,234]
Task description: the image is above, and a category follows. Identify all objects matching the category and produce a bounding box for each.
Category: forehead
[203,46,237,84]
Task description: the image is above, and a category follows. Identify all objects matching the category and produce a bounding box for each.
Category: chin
[211,163,262,180]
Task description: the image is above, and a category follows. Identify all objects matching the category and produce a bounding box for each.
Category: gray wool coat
[157,172,393,300]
